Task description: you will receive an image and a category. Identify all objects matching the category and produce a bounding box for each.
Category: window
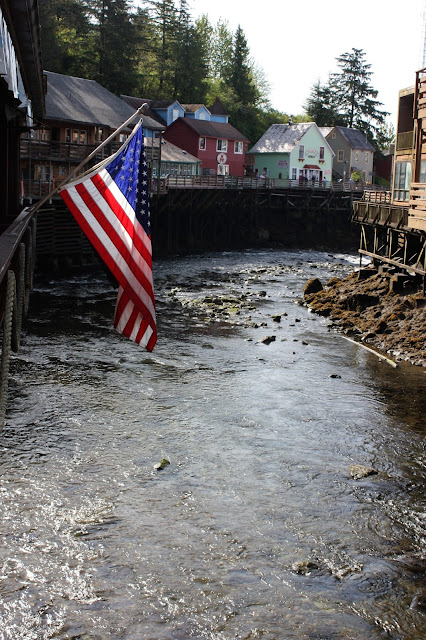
[319,146,325,161]
[234,141,243,154]
[199,137,206,150]
[172,108,179,121]
[393,161,412,202]
[337,150,344,162]
[291,168,297,180]
[119,133,128,143]
[364,152,369,163]
[65,128,71,143]
[332,132,336,139]
[199,111,206,120]
[95,127,104,142]
[217,164,229,175]
[216,139,227,152]
[72,129,87,144]
[299,145,304,160]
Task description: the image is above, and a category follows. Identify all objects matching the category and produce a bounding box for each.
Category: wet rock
[292,560,319,575]
[350,464,378,480]
[330,374,341,379]
[410,591,426,612]
[259,335,276,345]
[271,315,281,322]
[326,276,341,287]
[154,458,170,471]
[303,277,323,297]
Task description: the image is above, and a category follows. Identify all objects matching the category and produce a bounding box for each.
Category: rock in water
[154,458,170,471]
[350,464,377,480]
[303,278,323,297]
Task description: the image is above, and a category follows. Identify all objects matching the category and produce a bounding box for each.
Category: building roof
[334,126,375,151]
[248,123,315,154]
[181,103,209,113]
[209,98,228,116]
[158,139,200,164]
[120,95,166,129]
[44,71,137,128]
[171,117,249,141]
[319,126,333,138]
[4,0,45,117]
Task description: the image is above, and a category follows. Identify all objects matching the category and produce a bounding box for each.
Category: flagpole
[27,104,148,215]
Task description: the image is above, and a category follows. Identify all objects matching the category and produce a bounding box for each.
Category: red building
[163,118,249,177]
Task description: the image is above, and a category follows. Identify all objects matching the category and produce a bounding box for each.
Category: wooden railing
[362,190,392,204]
[352,201,408,227]
[408,183,426,232]
[21,175,373,201]
[0,209,37,428]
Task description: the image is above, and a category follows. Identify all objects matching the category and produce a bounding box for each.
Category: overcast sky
[189,0,425,125]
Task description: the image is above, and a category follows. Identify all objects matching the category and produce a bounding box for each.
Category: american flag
[60,121,157,351]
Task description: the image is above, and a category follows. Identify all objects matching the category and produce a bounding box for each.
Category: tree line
[39,1,393,150]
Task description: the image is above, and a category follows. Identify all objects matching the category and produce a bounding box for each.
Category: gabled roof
[209,98,228,116]
[150,99,181,109]
[44,71,136,128]
[120,95,166,129]
[170,117,249,141]
[319,126,333,138]
[334,126,375,151]
[248,123,315,153]
[181,103,210,114]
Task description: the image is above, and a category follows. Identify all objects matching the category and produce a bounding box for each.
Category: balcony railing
[20,139,161,163]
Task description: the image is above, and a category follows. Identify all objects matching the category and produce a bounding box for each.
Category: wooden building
[20,72,164,199]
[0,0,44,225]
[248,123,333,183]
[352,68,426,277]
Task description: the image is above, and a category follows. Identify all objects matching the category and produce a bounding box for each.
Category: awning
[303,164,320,169]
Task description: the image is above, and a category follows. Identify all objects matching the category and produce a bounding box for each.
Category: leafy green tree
[329,48,388,136]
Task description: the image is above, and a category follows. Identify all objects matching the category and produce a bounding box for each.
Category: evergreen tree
[304,79,345,126]
[225,25,259,106]
[38,0,95,77]
[329,48,388,135]
[172,2,208,102]
[144,0,179,97]
[86,0,139,95]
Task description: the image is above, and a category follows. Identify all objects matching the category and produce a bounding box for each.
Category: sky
[189,0,425,126]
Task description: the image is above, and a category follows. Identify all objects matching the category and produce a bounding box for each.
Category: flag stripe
[60,120,157,351]
[75,179,154,301]
[61,186,155,323]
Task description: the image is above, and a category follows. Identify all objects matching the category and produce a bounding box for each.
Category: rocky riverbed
[303,266,426,367]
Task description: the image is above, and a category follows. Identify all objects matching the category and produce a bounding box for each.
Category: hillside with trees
[38,2,392,149]
[38,0,291,143]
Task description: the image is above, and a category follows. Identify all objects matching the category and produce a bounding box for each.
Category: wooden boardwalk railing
[409,183,426,232]
[0,209,37,428]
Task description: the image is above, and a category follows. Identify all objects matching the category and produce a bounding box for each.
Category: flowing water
[0,249,425,640]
